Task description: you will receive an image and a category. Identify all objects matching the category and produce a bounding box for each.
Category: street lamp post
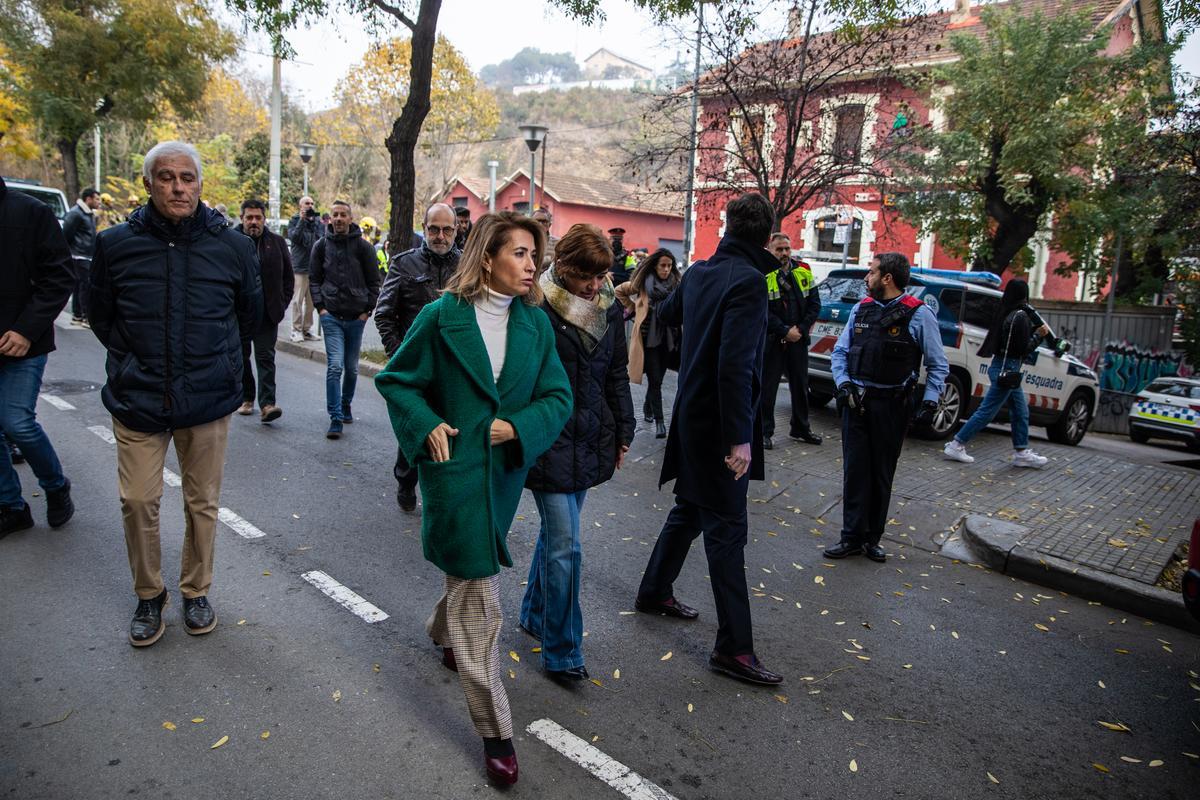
[519,124,548,216]
[298,142,317,197]
[487,159,499,214]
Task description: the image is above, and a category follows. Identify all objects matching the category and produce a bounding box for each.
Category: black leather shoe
[397,483,417,512]
[708,651,783,685]
[129,590,169,647]
[823,541,863,559]
[547,665,589,683]
[183,595,217,635]
[655,421,667,439]
[635,595,699,619]
[763,436,774,450]
[790,430,822,445]
[46,478,74,528]
[862,543,887,563]
[485,753,518,785]
[0,502,33,539]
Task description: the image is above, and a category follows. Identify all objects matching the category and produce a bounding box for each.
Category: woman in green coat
[375,212,572,786]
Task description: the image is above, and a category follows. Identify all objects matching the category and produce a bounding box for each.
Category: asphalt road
[1,324,1197,800]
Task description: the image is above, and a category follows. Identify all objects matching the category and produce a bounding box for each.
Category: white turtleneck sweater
[473,290,514,381]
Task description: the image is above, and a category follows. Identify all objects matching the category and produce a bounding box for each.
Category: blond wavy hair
[444,212,547,306]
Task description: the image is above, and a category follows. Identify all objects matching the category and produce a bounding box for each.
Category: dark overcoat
[656,235,775,514]
[375,293,573,579]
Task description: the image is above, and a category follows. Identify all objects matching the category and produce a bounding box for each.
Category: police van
[805,268,1101,446]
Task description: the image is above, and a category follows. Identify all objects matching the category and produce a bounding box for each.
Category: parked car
[806,268,1100,445]
[4,178,69,224]
[1184,519,1200,622]
[1127,377,1200,453]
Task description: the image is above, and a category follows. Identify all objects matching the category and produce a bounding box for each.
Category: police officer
[761,232,821,448]
[608,227,635,285]
[824,252,948,563]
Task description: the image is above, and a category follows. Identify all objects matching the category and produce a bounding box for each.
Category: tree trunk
[972,161,1045,274]
[384,0,442,257]
[57,137,81,202]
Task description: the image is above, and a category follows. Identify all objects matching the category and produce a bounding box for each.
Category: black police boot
[655,421,667,439]
[790,430,822,445]
[823,541,862,559]
[183,596,217,635]
[46,478,74,528]
[129,590,169,647]
[0,503,34,539]
[862,543,887,563]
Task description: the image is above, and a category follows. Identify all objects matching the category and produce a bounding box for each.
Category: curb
[959,514,1199,633]
[275,337,384,379]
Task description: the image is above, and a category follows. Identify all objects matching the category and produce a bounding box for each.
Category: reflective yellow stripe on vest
[766,265,814,299]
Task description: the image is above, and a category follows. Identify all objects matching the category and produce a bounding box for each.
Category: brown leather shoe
[635,595,699,620]
[441,646,457,672]
[708,651,783,685]
[236,401,254,415]
[261,404,282,423]
[485,753,518,785]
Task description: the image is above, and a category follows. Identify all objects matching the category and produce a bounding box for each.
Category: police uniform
[827,293,949,560]
[761,259,821,445]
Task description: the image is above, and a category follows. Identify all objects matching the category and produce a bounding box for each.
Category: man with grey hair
[373,201,460,510]
[90,140,263,647]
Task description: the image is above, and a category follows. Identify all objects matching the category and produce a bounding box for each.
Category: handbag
[995,310,1024,390]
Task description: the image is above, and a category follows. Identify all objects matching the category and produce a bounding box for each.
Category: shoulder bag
[995,309,1024,390]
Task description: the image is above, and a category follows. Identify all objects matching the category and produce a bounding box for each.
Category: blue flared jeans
[519,489,587,671]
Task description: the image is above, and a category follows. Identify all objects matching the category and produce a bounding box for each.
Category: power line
[285,114,641,151]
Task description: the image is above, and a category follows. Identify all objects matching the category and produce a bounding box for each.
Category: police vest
[846,295,924,386]
[766,264,814,300]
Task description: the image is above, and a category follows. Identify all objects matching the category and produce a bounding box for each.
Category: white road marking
[38,394,75,411]
[526,718,679,800]
[219,507,266,539]
[88,425,116,444]
[301,570,389,623]
[162,469,182,488]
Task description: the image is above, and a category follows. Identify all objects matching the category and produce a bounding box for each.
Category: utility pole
[487,160,499,214]
[1096,230,1123,390]
[93,125,101,189]
[268,55,283,231]
[683,2,704,265]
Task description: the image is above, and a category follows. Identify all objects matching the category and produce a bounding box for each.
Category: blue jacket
[656,234,774,513]
[90,202,263,432]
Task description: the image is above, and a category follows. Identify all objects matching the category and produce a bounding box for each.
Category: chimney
[951,0,972,23]
[787,3,804,39]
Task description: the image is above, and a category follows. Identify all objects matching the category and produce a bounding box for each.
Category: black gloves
[914,400,939,426]
[836,382,863,414]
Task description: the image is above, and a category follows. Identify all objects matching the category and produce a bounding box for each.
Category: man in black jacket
[90,141,262,647]
[761,232,822,448]
[63,187,100,326]
[235,199,295,423]
[0,175,76,539]
[375,202,459,509]
[287,195,324,342]
[635,192,783,687]
[310,199,381,440]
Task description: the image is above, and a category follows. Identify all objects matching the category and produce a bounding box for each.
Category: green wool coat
[375,292,573,579]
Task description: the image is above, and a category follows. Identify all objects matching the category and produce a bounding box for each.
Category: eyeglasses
[427,225,455,236]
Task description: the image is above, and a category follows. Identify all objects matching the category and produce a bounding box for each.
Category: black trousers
[394,448,417,492]
[241,329,278,407]
[71,258,90,319]
[637,496,753,656]
[839,390,911,546]
[760,340,810,438]
[643,344,669,422]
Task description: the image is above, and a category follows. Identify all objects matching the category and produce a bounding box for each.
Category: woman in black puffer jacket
[522,224,635,683]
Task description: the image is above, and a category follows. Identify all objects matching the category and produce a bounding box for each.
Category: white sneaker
[942,440,975,463]
[289,330,303,343]
[1012,449,1049,469]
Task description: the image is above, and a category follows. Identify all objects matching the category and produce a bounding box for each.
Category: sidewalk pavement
[271,321,1200,630]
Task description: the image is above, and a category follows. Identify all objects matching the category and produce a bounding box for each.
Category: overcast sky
[231,0,1200,113]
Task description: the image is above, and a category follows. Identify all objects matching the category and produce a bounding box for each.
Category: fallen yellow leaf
[332,690,342,703]
[508,668,516,679]
[531,647,542,653]
[210,735,229,749]
[260,730,270,740]
[987,772,999,784]
[1097,680,1105,689]
[902,664,913,669]
[1119,756,1141,763]
[1092,763,1109,773]
[262,571,271,576]
[372,664,380,673]
[1148,759,1163,767]
[509,651,520,662]
[814,575,825,586]
[687,703,694,713]
[1034,623,1050,632]
[951,631,959,640]
[842,711,854,722]
[191,717,204,724]
[660,651,673,661]
[613,669,620,679]
[237,619,246,625]
[775,694,789,704]
[1097,720,1132,733]
[849,759,858,773]
[162,721,176,731]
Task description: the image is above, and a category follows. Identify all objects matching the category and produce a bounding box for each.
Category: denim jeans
[0,355,67,509]
[319,314,366,421]
[955,357,1030,449]
[520,490,587,671]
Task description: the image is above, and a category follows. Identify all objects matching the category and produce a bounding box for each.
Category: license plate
[812,322,843,338]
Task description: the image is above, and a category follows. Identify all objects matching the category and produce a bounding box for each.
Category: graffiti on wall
[1080,342,1194,393]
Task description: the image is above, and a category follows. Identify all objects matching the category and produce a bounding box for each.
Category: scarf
[540,267,615,352]
[642,271,679,349]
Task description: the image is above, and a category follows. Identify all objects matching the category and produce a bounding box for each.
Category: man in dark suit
[635,192,782,686]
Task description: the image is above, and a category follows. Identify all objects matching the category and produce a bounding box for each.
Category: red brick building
[691,0,1165,299]
[439,170,685,259]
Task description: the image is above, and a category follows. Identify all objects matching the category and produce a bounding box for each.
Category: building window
[815,214,862,261]
[833,104,865,165]
[452,196,468,208]
[734,110,767,174]
[512,201,530,215]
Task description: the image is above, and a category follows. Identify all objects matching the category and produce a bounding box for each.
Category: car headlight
[1068,363,1097,381]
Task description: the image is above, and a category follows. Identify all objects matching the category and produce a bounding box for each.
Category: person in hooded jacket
[89,141,263,648]
[520,224,635,683]
[309,199,382,439]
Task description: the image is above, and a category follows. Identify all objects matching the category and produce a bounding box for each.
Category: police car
[806,268,1100,445]
[1127,377,1200,452]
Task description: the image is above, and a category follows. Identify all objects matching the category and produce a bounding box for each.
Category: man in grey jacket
[287,195,324,342]
[62,187,100,326]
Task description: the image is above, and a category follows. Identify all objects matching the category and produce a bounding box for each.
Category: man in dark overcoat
[635,192,783,686]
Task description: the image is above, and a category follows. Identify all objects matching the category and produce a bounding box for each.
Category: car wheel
[1048,390,1092,446]
[808,390,834,408]
[1129,426,1149,445]
[916,373,965,441]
